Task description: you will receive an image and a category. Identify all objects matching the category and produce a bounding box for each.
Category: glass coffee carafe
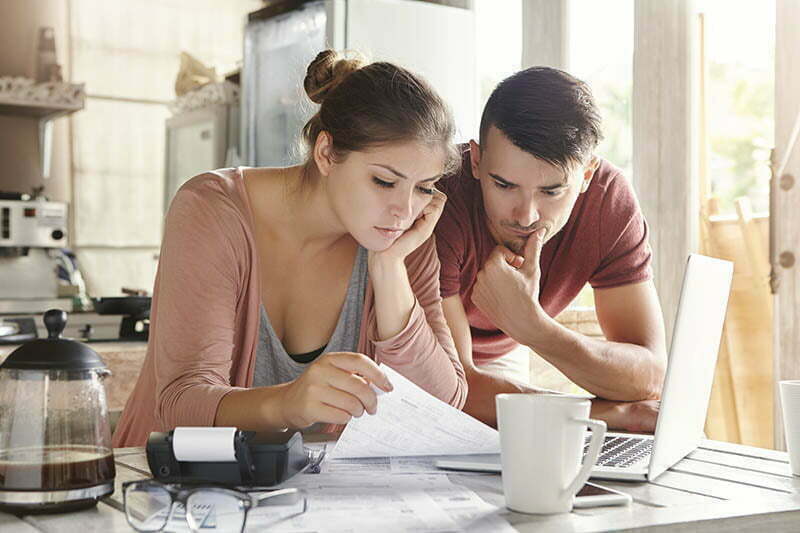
[0,309,115,513]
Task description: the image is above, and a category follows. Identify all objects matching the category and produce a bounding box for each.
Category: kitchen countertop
[0,341,148,413]
[4,439,800,532]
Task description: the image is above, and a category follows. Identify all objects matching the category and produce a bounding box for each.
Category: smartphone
[433,459,631,508]
[574,482,632,508]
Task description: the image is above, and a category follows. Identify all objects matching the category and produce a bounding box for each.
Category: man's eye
[542,190,562,197]
[373,177,394,188]
[493,180,510,190]
[417,186,435,195]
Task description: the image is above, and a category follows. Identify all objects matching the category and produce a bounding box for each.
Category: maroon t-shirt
[434,150,652,364]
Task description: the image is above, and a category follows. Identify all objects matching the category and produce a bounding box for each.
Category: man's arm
[521,280,667,401]
[442,293,662,431]
[471,229,667,403]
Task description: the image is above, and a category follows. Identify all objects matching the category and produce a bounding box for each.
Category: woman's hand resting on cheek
[277,352,394,428]
[369,189,447,266]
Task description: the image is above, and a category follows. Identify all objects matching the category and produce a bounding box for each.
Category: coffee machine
[0,195,148,344]
[0,194,72,318]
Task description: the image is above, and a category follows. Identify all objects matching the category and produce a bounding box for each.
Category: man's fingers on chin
[491,245,507,257]
[491,246,519,266]
[486,248,506,266]
[523,233,541,258]
[502,249,519,263]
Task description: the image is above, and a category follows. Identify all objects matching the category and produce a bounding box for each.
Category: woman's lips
[375,227,404,239]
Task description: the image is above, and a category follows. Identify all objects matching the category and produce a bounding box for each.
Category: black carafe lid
[0,309,107,371]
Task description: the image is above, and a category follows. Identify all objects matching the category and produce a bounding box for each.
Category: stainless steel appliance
[242,0,476,167]
[165,100,240,213]
[0,310,115,513]
[0,195,72,315]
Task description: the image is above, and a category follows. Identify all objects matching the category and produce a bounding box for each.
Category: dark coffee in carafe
[0,311,116,513]
[0,445,115,490]
[0,445,115,513]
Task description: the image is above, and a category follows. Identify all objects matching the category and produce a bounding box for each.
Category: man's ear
[469,139,481,180]
[579,156,600,193]
[313,131,335,177]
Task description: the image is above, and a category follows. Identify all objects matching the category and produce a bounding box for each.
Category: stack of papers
[331,365,500,459]
[270,473,514,532]
[150,365,513,532]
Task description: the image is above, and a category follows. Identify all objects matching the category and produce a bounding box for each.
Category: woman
[113,50,467,446]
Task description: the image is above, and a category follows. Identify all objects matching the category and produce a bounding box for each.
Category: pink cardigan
[113,168,467,447]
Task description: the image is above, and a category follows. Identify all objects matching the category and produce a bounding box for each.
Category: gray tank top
[252,246,368,387]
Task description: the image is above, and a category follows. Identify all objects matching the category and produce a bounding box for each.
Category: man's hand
[591,398,660,434]
[470,228,547,344]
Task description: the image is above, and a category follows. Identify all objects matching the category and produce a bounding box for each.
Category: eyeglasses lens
[185,491,246,533]
[124,483,172,532]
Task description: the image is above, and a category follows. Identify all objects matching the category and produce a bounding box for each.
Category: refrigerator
[242,0,476,167]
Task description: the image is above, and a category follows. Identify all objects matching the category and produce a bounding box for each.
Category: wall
[774,0,800,451]
[0,0,71,202]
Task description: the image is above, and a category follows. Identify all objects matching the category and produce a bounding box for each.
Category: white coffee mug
[780,380,800,475]
[496,393,606,514]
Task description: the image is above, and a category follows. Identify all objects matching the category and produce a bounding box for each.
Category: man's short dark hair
[479,66,603,173]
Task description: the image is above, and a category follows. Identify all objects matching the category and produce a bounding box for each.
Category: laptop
[436,253,734,481]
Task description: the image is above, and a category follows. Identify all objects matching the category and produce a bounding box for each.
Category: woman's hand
[371,189,447,265]
[277,352,394,428]
[367,190,446,341]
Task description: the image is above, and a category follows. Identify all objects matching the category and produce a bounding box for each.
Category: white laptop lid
[647,254,733,480]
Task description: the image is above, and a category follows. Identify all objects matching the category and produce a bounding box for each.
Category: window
[474,0,522,128]
[697,0,774,215]
[569,0,634,178]
[69,0,260,295]
[568,0,634,308]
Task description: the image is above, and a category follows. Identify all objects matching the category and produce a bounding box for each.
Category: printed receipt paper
[331,365,500,459]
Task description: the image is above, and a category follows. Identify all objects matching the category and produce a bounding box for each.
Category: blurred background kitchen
[0,0,795,453]
[0,0,493,339]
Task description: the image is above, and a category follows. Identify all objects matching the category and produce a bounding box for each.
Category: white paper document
[252,473,514,533]
[321,454,500,475]
[155,474,514,533]
[331,365,500,459]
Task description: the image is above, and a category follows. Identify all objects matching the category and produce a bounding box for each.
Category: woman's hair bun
[304,49,365,104]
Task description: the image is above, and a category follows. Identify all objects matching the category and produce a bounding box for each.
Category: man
[434,67,667,431]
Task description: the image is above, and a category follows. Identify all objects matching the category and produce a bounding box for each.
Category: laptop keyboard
[584,435,654,468]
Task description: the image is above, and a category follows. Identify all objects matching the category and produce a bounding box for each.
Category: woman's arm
[216,352,393,430]
[153,180,391,431]
[151,181,248,429]
[371,237,467,408]
[368,191,447,341]
[369,257,416,340]
[215,384,290,429]
[366,191,467,408]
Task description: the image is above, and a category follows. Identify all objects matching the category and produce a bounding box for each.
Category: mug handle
[564,417,607,497]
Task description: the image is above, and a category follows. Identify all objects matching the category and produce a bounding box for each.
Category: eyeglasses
[122,480,307,533]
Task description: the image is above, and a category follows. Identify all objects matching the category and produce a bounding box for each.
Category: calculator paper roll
[172,427,237,462]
